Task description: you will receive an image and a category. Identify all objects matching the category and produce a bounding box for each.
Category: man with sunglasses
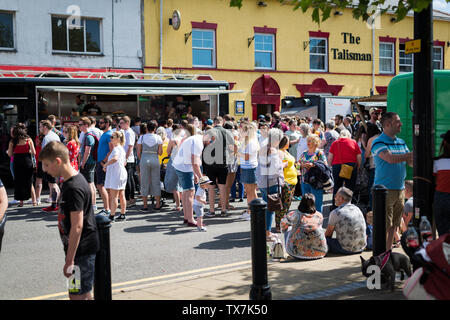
[96,116,114,215]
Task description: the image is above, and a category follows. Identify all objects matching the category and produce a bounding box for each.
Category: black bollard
[372,184,387,256]
[249,198,272,300]
[94,214,112,300]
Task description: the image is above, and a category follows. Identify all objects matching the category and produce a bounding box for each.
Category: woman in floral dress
[281,193,327,260]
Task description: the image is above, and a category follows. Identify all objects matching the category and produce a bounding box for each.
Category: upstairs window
[309,37,328,72]
[254,33,275,69]
[379,42,395,74]
[433,46,443,70]
[192,29,215,68]
[51,16,101,54]
[0,11,14,49]
[399,43,413,73]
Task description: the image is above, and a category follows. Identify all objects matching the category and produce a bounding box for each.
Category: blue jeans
[259,185,279,232]
[434,191,450,236]
[326,238,360,255]
[301,182,324,213]
[230,166,244,199]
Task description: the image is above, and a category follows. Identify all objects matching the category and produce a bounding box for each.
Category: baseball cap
[440,130,450,143]
[206,119,213,125]
[369,107,379,114]
[258,115,265,119]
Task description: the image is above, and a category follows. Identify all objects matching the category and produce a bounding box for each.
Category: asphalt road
[0,190,334,300]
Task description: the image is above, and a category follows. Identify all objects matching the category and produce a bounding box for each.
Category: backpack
[84,132,99,161]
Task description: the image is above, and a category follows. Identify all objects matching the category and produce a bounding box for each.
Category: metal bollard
[94,214,112,300]
[249,198,272,300]
[372,184,387,256]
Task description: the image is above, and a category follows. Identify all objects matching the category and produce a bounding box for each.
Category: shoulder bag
[266,135,283,212]
[337,140,354,180]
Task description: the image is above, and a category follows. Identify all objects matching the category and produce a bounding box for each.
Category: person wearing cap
[82,96,102,116]
[433,130,450,236]
[325,187,367,255]
[206,119,213,126]
[193,176,212,231]
[367,107,382,133]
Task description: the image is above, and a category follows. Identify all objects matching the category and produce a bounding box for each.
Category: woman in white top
[238,122,260,218]
[137,121,163,211]
[164,124,183,211]
[103,130,128,221]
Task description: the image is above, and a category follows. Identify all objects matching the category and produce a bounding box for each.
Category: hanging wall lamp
[248,36,255,48]
[184,31,192,44]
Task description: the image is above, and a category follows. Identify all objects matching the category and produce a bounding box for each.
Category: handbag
[339,163,354,180]
[28,139,36,169]
[337,140,354,180]
[266,135,282,212]
[272,237,287,259]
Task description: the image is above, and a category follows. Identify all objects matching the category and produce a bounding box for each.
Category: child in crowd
[193,176,212,232]
[402,180,414,232]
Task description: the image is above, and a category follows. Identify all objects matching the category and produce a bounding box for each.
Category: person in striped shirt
[371,112,413,251]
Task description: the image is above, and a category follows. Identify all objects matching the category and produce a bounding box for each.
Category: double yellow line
[24,260,252,300]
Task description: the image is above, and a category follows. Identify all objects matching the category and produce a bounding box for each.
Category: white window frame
[309,37,328,72]
[433,46,444,70]
[0,10,15,51]
[192,28,216,68]
[51,15,103,55]
[399,43,413,73]
[254,33,275,70]
[379,42,395,74]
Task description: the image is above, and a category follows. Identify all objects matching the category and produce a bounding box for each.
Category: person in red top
[64,125,80,171]
[433,130,450,236]
[327,129,362,209]
[7,123,37,207]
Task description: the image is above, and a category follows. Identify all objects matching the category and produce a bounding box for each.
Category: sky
[433,0,450,14]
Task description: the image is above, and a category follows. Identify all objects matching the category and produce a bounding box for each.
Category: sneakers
[115,214,126,222]
[197,226,207,232]
[294,196,302,201]
[98,209,110,216]
[221,210,231,217]
[108,214,115,222]
[43,198,52,203]
[205,211,216,218]
[240,211,251,221]
[43,206,58,212]
[127,199,136,207]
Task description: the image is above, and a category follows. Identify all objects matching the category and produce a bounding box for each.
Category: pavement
[5,188,407,301]
[109,248,406,300]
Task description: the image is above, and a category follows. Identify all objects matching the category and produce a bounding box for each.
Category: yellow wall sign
[405,39,421,54]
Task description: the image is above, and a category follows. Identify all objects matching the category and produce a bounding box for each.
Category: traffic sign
[405,39,421,54]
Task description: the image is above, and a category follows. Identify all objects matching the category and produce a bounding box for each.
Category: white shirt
[193,187,207,207]
[172,135,204,173]
[165,127,173,140]
[138,133,162,148]
[89,127,103,140]
[239,140,259,169]
[123,128,136,163]
[42,130,60,149]
[296,136,308,162]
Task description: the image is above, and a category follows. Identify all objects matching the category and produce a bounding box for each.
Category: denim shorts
[240,168,257,184]
[193,204,204,218]
[69,253,96,296]
[176,170,195,191]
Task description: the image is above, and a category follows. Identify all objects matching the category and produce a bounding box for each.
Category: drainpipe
[159,0,163,74]
[372,23,375,95]
[112,0,115,69]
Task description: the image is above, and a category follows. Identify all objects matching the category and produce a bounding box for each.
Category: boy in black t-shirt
[40,141,100,300]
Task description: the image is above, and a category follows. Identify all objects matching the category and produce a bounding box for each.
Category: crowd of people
[2,108,449,299]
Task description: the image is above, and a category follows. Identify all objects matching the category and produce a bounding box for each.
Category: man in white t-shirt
[173,126,205,227]
[88,116,103,140]
[38,120,61,212]
[120,116,136,206]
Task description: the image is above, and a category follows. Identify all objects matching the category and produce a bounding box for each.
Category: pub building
[144,0,449,120]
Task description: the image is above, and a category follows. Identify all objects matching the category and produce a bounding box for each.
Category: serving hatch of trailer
[0,72,242,186]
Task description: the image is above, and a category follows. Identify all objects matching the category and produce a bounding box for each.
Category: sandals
[392,241,401,249]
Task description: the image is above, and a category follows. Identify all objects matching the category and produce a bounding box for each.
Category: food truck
[0,71,241,186]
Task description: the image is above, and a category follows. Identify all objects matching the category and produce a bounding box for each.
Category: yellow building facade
[144,0,450,120]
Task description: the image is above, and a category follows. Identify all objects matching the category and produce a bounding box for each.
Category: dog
[360,250,412,291]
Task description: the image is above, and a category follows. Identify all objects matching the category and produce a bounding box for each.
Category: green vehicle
[387,70,450,179]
